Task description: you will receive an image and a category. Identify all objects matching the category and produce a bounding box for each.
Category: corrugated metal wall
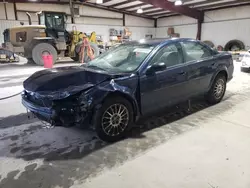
[156,5,250,47]
[0,2,155,44]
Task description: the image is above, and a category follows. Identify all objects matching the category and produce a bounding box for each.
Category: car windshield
[82,43,155,73]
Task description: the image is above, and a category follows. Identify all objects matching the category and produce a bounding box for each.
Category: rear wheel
[32,43,57,66]
[206,74,227,104]
[93,96,133,142]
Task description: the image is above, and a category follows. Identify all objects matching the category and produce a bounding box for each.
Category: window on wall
[16,32,27,42]
[181,41,213,62]
[149,43,183,67]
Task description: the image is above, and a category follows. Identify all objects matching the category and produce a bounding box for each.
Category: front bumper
[22,96,55,121]
[21,93,90,126]
[241,66,250,72]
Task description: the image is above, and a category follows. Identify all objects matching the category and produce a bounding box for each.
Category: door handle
[178,71,186,75]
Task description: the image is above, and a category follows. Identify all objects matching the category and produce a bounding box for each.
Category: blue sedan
[22,38,234,142]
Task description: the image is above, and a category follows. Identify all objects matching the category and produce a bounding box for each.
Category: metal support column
[13,1,18,20]
[69,0,75,24]
[196,11,204,41]
[154,18,157,28]
[123,13,125,26]
[196,20,202,40]
[3,0,8,20]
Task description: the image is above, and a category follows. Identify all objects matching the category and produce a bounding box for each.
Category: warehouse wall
[156,5,250,48]
[0,2,155,44]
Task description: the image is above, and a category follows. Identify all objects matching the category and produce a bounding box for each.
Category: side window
[16,32,27,42]
[149,43,183,67]
[182,42,212,62]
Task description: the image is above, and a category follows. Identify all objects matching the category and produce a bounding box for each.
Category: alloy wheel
[214,78,225,99]
[101,104,129,137]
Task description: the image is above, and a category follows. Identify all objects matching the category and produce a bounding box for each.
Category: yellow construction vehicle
[2,11,99,65]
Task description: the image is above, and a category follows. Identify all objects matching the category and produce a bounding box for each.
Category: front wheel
[93,96,133,142]
[206,74,227,104]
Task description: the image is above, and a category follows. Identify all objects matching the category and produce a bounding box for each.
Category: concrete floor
[0,60,250,188]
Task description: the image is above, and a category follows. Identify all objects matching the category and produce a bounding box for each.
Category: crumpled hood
[23,66,111,96]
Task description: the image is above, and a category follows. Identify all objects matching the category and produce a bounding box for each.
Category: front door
[140,42,190,115]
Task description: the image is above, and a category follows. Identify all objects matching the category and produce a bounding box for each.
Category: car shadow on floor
[0,92,238,188]
[0,91,237,161]
[0,112,36,129]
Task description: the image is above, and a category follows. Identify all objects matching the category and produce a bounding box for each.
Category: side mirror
[146,62,166,75]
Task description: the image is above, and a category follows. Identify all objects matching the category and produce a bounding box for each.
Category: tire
[217,45,224,51]
[241,67,250,72]
[224,40,245,51]
[32,43,57,66]
[27,58,34,64]
[203,40,215,48]
[93,96,133,142]
[206,74,227,104]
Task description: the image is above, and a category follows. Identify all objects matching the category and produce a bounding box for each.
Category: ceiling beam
[102,0,112,3]
[142,9,164,14]
[142,6,162,11]
[120,2,148,10]
[186,0,233,8]
[8,0,155,19]
[139,0,204,21]
[204,2,250,11]
[78,1,155,19]
[148,12,172,17]
[146,11,171,16]
[194,0,247,9]
[109,0,136,8]
[157,13,180,19]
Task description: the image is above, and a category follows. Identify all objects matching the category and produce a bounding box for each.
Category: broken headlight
[38,91,71,100]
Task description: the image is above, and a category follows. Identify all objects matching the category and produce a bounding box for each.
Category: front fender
[82,76,140,118]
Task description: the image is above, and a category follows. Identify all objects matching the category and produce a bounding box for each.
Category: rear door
[181,41,216,95]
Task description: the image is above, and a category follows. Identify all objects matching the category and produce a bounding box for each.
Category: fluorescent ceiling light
[175,0,183,6]
[96,0,103,4]
[137,8,143,14]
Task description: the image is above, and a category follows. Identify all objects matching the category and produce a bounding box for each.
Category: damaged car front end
[22,41,156,142]
[21,65,121,127]
[22,85,93,127]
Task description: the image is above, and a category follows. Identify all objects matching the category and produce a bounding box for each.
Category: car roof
[125,38,196,46]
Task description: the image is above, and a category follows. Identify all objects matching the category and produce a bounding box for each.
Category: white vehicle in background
[241,50,250,72]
